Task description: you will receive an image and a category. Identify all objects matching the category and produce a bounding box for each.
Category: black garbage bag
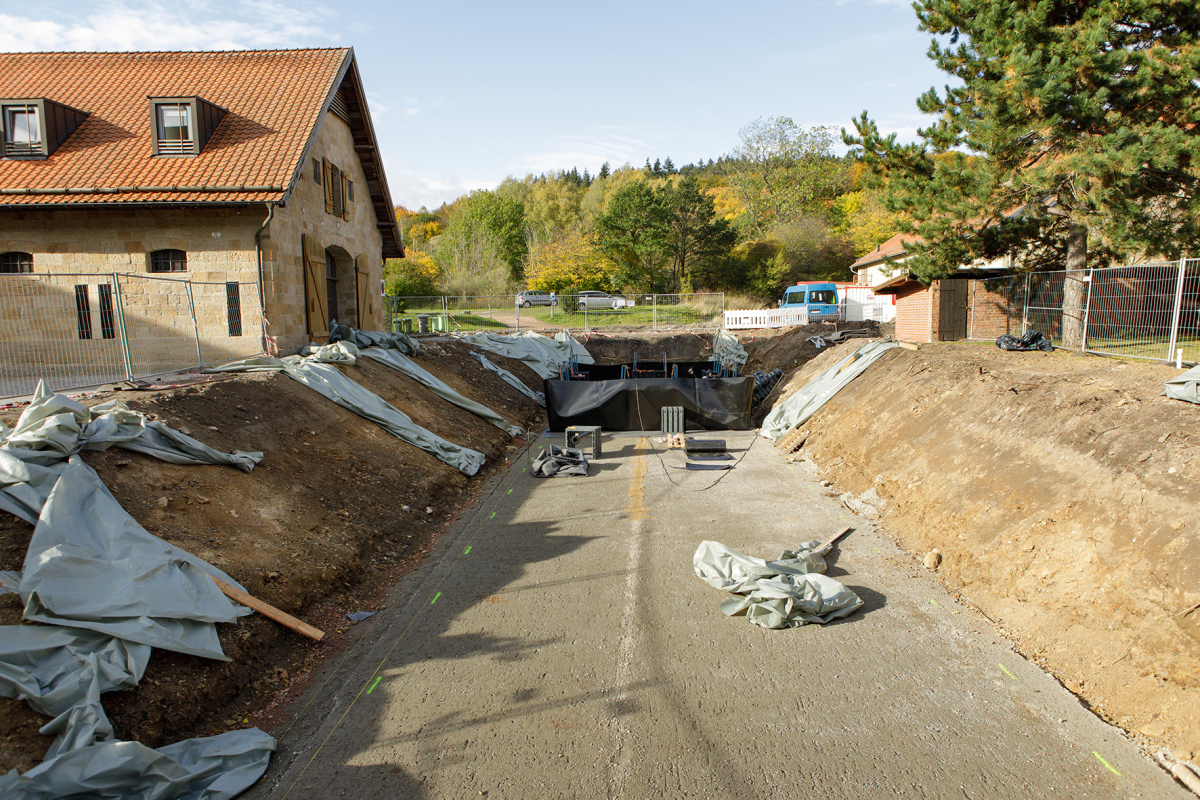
[996,331,1055,352]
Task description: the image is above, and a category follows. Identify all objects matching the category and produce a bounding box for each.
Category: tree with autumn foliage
[847,0,1200,346]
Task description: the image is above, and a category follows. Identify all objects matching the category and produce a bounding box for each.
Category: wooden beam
[817,526,853,552]
[211,575,326,641]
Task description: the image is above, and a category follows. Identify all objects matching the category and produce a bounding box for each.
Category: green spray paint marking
[998,663,1016,680]
[366,676,381,694]
[1092,752,1122,776]
[489,512,496,519]
[463,545,472,555]
[929,599,940,609]
[430,592,441,605]
[507,488,513,494]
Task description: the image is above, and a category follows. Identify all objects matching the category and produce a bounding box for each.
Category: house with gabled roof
[0,47,402,363]
[850,232,1018,343]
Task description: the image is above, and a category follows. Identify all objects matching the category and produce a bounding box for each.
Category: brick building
[0,48,402,361]
[850,234,1015,343]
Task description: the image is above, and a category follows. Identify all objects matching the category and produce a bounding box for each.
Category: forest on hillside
[385,116,904,302]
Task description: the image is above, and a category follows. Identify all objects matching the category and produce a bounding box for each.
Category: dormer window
[149,96,226,157]
[3,105,39,156]
[156,103,191,155]
[0,97,88,159]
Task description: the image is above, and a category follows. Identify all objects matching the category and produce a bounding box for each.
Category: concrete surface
[247,431,1187,800]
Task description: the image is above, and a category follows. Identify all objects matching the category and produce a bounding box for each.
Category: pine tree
[599,162,611,180]
[847,0,1200,346]
[663,156,676,175]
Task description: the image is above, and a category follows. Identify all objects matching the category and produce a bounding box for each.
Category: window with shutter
[330,164,342,218]
[323,158,334,214]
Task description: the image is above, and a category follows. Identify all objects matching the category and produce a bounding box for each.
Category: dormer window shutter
[323,158,334,214]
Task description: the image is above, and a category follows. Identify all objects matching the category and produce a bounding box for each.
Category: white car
[574,291,632,310]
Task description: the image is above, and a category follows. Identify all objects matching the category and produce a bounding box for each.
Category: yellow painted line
[625,438,650,522]
[1092,752,1122,776]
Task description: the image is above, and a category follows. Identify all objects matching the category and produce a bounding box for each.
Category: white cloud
[0,1,334,52]
[383,155,490,212]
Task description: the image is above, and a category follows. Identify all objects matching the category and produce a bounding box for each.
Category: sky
[1,0,950,211]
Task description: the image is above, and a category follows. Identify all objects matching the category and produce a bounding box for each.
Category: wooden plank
[817,526,853,552]
[211,575,325,641]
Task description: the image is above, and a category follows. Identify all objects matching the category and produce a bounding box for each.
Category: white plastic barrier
[723,307,809,330]
[841,286,896,323]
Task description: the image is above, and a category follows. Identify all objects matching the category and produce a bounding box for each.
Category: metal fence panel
[0,273,129,399]
[384,293,726,334]
[967,259,1200,363]
[0,272,263,400]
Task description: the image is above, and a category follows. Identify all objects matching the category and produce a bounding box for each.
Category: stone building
[0,48,402,367]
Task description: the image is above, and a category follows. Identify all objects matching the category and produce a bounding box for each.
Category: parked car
[575,291,632,310]
[516,290,558,308]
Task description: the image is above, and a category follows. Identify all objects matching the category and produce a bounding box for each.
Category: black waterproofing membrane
[544,377,753,432]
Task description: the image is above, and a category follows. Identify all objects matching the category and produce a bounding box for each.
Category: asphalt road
[247,431,1186,800]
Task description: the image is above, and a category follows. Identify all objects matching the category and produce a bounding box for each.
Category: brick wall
[893,283,933,343]
[967,280,1021,340]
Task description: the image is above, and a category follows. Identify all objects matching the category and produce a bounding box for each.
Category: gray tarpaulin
[0,626,148,757]
[1165,364,1200,404]
[713,330,748,365]
[331,324,420,356]
[0,570,19,594]
[471,351,546,407]
[452,330,593,379]
[760,340,898,441]
[0,727,276,800]
[362,347,522,436]
[207,354,485,476]
[693,540,863,629]
[21,457,251,660]
[0,383,262,526]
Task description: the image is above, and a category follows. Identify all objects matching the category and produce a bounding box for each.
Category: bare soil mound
[0,337,545,774]
[763,339,1200,757]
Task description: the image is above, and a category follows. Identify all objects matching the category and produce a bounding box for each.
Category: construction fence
[0,272,263,400]
[968,258,1200,362]
[385,293,727,335]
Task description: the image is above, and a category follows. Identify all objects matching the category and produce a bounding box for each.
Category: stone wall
[260,111,385,352]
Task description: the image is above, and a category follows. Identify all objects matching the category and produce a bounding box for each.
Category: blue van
[779,282,840,322]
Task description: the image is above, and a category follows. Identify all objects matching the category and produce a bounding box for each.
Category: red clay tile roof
[849,232,922,270]
[0,49,349,206]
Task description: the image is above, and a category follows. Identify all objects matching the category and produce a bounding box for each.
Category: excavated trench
[1,324,1195,776]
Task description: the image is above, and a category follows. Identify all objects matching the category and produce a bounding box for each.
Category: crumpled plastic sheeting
[299,341,360,363]
[332,324,420,356]
[0,626,148,757]
[1165,364,1200,405]
[529,447,588,477]
[0,570,19,594]
[21,457,251,660]
[208,355,485,476]
[0,384,262,526]
[0,727,276,800]
[471,352,546,407]
[693,540,863,629]
[760,340,898,441]
[452,330,593,379]
[1,381,262,472]
[713,330,748,365]
[362,347,522,436]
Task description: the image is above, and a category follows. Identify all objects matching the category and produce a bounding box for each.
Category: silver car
[516,290,558,308]
[574,291,631,311]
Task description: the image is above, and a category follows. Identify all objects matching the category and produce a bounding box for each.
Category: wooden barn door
[354,255,372,330]
[938,279,969,340]
[302,233,329,341]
